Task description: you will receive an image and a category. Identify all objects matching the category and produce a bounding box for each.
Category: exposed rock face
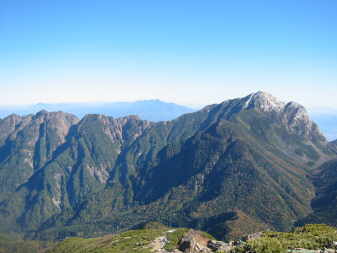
[176,230,231,253]
[242,231,263,241]
[200,91,328,147]
[0,114,23,144]
[177,230,211,253]
[79,114,154,145]
[236,91,327,144]
[243,91,286,113]
[0,111,79,202]
[177,234,204,252]
[283,102,326,143]
[0,111,79,146]
[207,240,231,252]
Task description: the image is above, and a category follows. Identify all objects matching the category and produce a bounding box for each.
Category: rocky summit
[0,92,336,243]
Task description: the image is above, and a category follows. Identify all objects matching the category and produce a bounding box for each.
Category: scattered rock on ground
[207,240,231,252]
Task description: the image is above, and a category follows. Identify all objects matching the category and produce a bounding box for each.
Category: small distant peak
[148,99,163,103]
[83,113,104,119]
[7,113,21,118]
[35,102,48,106]
[36,110,49,116]
[35,110,73,117]
[250,91,279,102]
[34,110,73,120]
[252,90,269,96]
[285,101,303,109]
[4,113,22,121]
[117,115,142,121]
[126,115,142,120]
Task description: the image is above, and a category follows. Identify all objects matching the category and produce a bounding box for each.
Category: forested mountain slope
[0,92,335,241]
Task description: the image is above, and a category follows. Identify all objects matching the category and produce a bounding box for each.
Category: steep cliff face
[0,111,79,202]
[222,92,334,166]
[0,113,155,232]
[219,92,327,145]
[0,114,24,145]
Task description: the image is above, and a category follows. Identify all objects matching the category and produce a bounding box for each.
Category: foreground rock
[176,229,230,253]
[207,240,231,252]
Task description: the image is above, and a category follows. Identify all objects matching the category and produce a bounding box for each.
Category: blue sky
[1,0,337,108]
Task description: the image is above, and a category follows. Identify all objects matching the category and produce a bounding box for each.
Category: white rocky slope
[198,91,336,167]
[238,91,327,145]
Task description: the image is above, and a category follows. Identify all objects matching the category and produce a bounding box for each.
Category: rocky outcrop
[241,92,327,144]
[207,240,231,252]
[241,231,263,242]
[0,111,79,202]
[79,114,154,145]
[176,230,230,253]
[201,91,331,149]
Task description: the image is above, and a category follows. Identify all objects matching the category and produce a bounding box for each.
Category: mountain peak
[35,109,49,116]
[244,91,285,112]
[3,113,22,121]
[216,92,327,145]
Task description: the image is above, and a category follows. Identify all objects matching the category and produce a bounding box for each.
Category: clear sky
[1,0,337,108]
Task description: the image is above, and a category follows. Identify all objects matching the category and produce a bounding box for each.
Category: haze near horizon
[1,1,337,110]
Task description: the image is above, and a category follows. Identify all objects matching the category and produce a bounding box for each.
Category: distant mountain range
[1,100,336,141]
[0,92,336,243]
[0,99,196,122]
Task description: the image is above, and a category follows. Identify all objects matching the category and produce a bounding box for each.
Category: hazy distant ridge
[0,99,196,122]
